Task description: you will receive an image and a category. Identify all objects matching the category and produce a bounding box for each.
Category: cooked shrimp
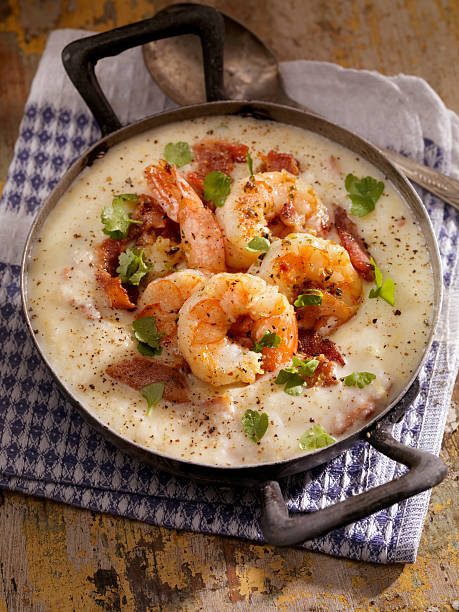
[136,269,208,366]
[145,161,226,272]
[249,233,363,332]
[178,273,298,385]
[215,170,330,269]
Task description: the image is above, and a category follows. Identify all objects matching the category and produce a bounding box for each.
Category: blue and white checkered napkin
[1,30,458,563]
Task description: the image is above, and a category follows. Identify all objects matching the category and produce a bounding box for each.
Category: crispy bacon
[95,238,136,310]
[106,357,189,403]
[131,193,167,231]
[334,206,375,281]
[298,329,345,366]
[260,150,300,175]
[303,355,339,388]
[186,139,249,199]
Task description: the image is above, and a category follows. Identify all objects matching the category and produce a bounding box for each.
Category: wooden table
[1,1,458,609]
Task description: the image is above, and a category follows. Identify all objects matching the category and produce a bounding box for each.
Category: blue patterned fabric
[1,31,458,563]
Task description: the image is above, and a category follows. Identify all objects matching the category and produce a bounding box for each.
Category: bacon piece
[106,357,189,403]
[298,329,345,366]
[303,355,339,388]
[95,238,135,310]
[187,140,249,196]
[96,272,136,310]
[131,193,167,231]
[261,150,300,175]
[334,206,375,282]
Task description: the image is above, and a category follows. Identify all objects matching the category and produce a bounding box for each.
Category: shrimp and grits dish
[28,115,434,466]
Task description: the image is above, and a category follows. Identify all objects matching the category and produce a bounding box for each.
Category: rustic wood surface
[0,0,458,610]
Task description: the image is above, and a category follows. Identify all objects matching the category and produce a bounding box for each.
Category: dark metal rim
[21,99,443,479]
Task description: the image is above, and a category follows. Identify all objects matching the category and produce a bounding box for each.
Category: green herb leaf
[101,194,141,239]
[294,290,323,308]
[247,151,254,176]
[253,331,282,353]
[164,141,194,167]
[132,316,164,356]
[275,357,319,396]
[116,248,152,285]
[141,382,165,415]
[341,371,376,388]
[245,236,271,253]
[299,424,336,451]
[203,171,232,207]
[296,358,320,377]
[242,409,269,442]
[345,173,384,217]
[369,257,396,306]
[283,373,308,396]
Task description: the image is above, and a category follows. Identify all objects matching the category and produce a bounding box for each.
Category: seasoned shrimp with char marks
[178,273,298,386]
[216,170,330,269]
[249,233,363,332]
[145,160,226,272]
[136,269,208,366]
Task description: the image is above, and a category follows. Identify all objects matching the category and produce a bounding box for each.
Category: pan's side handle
[62,5,225,136]
[261,422,447,547]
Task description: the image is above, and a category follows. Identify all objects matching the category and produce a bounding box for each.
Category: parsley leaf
[101,194,141,239]
[242,409,269,442]
[116,248,152,285]
[132,316,164,356]
[299,424,336,451]
[203,171,232,207]
[345,174,384,217]
[141,382,164,416]
[294,290,323,308]
[341,371,376,388]
[164,141,194,167]
[275,357,320,395]
[253,331,282,353]
[247,151,254,176]
[369,257,396,306]
[245,236,271,253]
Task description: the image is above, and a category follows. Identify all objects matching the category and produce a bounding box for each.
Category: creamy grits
[27,115,434,466]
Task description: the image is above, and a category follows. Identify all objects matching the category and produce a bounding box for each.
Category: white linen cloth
[0,29,457,563]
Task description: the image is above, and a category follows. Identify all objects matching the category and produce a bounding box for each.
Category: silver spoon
[143,3,459,210]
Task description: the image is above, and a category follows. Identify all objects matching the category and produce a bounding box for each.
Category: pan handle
[261,419,447,547]
[62,5,225,136]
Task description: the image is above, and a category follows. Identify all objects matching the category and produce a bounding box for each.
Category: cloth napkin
[1,29,458,564]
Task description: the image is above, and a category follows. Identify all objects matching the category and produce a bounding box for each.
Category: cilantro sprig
[132,316,164,356]
[242,409,268,443]
[341,371,376,388]
[294,290,323,308]
[245,236,270,253]
[116,248,152,286]
[101,194,141,239]
[253,331,282,353]
[164,141,194,167]
[345,174,384,217]
[299,424,336,451]
[141,382,165,416]
[275,356,320,396]
[203,171,232,207]
[369,257,395,306]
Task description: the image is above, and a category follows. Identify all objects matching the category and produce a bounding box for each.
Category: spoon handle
[282,94,459,211]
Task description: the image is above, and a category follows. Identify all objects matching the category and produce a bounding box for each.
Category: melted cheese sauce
[27,115,434,466]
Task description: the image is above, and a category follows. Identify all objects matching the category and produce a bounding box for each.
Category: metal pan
[20,5,446,547]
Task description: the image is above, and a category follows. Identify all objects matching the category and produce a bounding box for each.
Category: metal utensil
[143,3,459,211]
